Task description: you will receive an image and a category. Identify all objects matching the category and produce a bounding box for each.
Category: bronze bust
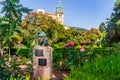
[38,31,48,46]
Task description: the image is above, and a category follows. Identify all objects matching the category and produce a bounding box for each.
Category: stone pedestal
[33,46,52,80]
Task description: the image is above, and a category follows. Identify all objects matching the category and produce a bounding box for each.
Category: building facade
[37,0,64,25]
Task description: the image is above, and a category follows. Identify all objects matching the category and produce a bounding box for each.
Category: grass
[64,53,120,80]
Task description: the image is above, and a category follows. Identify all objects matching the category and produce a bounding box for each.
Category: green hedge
[93,47,114,56]
[11,48,32,57]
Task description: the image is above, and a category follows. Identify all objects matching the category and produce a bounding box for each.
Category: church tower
[56,0,64,24]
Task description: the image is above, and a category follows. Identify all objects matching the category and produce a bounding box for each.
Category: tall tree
[22,12,67,47]
[0,0,32,45]
[106,0,120,43]
[0,0,32,59]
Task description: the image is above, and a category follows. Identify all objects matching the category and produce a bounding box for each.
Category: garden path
[51,69,69,80]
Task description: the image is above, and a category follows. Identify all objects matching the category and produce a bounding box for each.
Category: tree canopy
[106,0,120,43]
[0,0,32,48]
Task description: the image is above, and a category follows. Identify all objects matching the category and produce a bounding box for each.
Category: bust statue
[38,31,48,46]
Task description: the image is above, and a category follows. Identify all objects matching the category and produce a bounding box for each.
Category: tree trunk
[9,48,11,61]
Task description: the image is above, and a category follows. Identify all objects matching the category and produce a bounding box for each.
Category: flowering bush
[0,55,33,79]
[55,40,113,69]
[62,40,97,69]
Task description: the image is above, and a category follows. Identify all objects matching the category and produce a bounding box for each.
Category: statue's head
[38,31,48,46]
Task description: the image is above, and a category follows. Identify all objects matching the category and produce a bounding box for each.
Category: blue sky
[0,0,116,29]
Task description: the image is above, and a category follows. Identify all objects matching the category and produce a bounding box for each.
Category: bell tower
[56,0,64,24]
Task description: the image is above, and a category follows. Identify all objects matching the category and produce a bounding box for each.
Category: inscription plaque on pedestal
[38,59,47,66]
[33,46,52,80]
[35,49,43,56]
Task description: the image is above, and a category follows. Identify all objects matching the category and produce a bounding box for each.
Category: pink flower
[5,62,11,67]
[82,45,86,48]
[64,44,69,48]
[69,41,75,46]
[64,41,75,48]
[80,48,85,52]
[87,40,93,44]
[6,62,10,65]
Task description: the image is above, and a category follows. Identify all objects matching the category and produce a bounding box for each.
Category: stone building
[37,0,64,25]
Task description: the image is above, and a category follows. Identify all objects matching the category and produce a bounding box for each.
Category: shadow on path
[51,69,70,80]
